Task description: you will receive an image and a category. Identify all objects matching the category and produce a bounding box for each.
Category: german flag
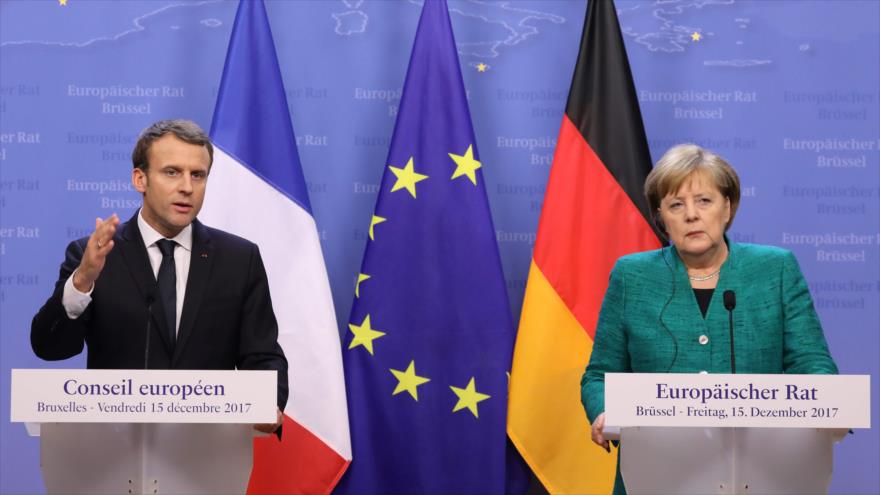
[507,0,662,492]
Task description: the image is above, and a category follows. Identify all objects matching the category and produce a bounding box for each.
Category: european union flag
[336,1,517,493]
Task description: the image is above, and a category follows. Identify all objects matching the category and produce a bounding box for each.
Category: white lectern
[618,427,834,494]
[36,423,254,495]
[604,373,870,495]
[11,369,277,495]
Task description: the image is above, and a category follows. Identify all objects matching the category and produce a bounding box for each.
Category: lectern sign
[10,369,277,423]
[605,373,870,428]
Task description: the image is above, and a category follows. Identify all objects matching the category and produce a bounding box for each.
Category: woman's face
[658,170,731,261]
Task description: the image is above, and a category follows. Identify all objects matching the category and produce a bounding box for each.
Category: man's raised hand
[72,214,120,292]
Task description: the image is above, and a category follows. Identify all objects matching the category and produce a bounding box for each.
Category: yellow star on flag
[389,157,429,198]
[450,377,491,418]
[58,0,68,5]
[449,144,481,185]
[369,215,386,241]
[355,273,371,298]
[348,315,386,355]
[476,63,488,72]
[389,360,431,401]
[691,31,702,41]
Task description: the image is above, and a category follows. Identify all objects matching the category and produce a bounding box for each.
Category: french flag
[200,1,351,493]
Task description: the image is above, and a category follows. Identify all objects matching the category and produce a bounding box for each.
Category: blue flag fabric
[209,0,311,214]
[336,1,516,493]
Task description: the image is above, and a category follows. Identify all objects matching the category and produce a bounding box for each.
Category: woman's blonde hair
[644,143,741,234]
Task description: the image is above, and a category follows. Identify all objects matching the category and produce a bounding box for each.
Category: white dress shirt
[62,210,193,335]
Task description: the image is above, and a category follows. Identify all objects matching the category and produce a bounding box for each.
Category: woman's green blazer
[582,241,838,422]
[581,242,838,495]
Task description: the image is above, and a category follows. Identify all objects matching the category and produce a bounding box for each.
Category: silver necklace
[688,270,720,282]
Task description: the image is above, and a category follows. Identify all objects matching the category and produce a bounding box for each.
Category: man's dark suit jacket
[31,213,288,411]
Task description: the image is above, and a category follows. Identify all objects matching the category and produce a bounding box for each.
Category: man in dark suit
[31,119,286,433]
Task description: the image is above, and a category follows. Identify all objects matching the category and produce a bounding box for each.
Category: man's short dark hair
[131,119,214,171]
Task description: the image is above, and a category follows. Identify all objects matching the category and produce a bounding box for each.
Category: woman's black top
[693,288,714,318]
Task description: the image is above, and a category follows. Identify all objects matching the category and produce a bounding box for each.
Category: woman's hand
[591,412,611,452]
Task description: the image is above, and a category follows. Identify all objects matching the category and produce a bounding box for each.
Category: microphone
[723,290,736,374]
[144,285,157,369]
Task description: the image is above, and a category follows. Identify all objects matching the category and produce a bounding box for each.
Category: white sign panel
[606,373,870,428]
[10,369,277,424]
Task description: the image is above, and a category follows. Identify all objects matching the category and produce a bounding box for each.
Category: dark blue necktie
[156,239,177,347]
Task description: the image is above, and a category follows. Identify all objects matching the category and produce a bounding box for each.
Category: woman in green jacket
[581,144,838,494]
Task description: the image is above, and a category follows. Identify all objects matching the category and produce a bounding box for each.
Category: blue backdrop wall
[1,1,878,494]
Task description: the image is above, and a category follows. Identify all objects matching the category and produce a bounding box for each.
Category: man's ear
[132,168,147,193]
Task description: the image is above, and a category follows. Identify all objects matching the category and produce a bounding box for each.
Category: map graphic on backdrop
[1,1,877,494]
[330,0,567,62]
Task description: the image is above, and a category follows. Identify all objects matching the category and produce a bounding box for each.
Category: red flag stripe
[534,115,661,339]
[248,415,350,495]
